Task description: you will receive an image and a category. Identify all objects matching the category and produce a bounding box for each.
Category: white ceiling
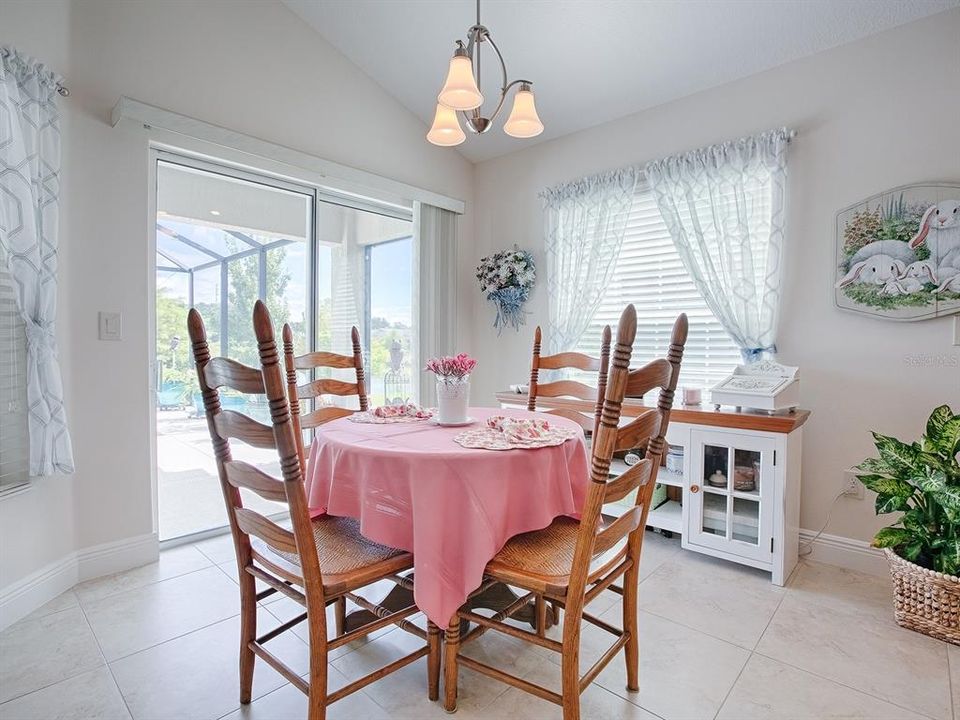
[283,0,957,163]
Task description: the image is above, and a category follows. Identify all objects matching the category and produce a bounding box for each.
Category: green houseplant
[855,404,960,643]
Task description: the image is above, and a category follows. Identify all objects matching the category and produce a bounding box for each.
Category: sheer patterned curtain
[329,210,365,358]
[415,203,458,405]
[645,128,790,363]
[541,167,638,355]
[0,47,74,475]
[326,208,366,411]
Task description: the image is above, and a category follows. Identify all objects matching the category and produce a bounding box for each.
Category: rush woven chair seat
[444,304,688,720]
[484,515,622,595]
[189,302,440,720]
[249,514,410,596]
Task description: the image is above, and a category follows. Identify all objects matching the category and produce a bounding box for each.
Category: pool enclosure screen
[154,156,414,540]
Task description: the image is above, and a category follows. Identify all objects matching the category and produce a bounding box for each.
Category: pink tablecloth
[304,407,589,627]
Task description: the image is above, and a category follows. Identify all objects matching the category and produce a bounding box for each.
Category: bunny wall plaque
[835,183,960,321]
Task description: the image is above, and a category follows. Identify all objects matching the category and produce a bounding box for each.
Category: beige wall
[0,0,77,592]
[467,10,960,543]
[1,0,473,592]
[2,0,957,604]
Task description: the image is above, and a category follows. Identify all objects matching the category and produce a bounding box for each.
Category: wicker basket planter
[884,548,960,645]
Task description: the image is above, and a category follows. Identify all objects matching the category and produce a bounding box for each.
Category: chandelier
[427,0,543,147]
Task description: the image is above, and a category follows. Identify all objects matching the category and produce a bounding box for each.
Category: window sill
[0,482,32,502]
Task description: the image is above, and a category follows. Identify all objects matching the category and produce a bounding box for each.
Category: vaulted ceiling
[283,0,957,163]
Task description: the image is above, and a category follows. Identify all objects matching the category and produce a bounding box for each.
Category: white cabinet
[669,422,803,586]
[685,429,775,565]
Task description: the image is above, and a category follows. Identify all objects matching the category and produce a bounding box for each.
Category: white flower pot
[436,379,470,424]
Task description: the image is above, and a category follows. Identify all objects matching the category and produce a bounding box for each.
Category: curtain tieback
[740,345,776,363]
[25,321,56,362]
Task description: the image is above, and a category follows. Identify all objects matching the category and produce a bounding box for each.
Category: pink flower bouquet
[425,353,477,384]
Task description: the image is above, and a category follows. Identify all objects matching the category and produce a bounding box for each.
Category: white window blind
[575,181,741,389]
[0,262,29,490]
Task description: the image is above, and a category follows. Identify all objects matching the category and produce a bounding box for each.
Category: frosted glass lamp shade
[437,54,483,111]
[427,103,466,146]
[503,87,544,138]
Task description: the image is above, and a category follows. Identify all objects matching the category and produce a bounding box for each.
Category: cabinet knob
[690,484,700,494]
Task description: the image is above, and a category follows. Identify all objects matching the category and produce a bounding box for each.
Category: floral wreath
[476,247,536,334]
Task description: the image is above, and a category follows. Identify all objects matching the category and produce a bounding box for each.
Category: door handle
[690,484,700,494]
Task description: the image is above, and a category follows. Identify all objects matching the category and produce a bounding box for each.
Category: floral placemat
[348,404,434,424]
[453,416,578,451]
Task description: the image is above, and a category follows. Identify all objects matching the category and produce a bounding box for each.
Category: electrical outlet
[842,469,864,499]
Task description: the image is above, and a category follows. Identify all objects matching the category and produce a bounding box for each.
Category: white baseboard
[0,532,158,631]
[76,532,158,582]
[0,555,79,632]
[798,528,887,577]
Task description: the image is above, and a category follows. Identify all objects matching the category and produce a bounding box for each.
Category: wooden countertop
[495,391,810,434]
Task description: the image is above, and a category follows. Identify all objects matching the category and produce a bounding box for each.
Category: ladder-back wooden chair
[281,324,371,636]
[282,324,368,473]
[527,325,612,436]
[444,305,688,720]
[188,303,439,720]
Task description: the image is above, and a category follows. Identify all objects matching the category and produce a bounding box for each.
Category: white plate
[431,416,476,427]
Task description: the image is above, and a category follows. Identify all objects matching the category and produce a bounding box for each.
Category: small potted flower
[855,404,960,643]
[425,353,477,425]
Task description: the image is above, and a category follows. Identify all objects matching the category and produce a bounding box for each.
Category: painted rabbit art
[837,199,960,296]
[835,239,915,289]
[835,186,960,320]
[909,199,960,293]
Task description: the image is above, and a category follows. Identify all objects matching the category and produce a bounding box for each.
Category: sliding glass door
[154,155,415,541]
[155,158,313,541]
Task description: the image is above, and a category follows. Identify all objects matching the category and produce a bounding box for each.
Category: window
[154,155,416,540]
[315,202,415,407]
[575,182,741,389]
[0,261,28,492]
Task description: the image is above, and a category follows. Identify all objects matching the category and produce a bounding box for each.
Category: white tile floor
[0,532,953,720]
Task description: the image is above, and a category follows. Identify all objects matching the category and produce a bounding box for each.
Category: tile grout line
[710,590,789,720]
[104,610,242,664]
[750,648,943,720]
[75,557,216,610]
[755,570,948,720]
[0,664,97,707]
[74,594,136,720]
[710,649,752,720]
[0,604,114,707]
[595,684,669,720]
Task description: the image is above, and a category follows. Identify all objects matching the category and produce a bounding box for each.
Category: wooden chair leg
[238,569,257,704]
[307,603,329,720]
[560,649,581,720]
[428,620,441,701]
[334,596,346,637]
[444,615,461,712]
[623,569,640,692]
[560,604,582,720]
[550,600,561,628]
[535,595,546,637]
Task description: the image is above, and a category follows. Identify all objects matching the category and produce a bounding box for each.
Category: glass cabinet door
[686,430,775,562]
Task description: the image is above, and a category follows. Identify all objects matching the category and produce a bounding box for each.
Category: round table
[304,407,589,628]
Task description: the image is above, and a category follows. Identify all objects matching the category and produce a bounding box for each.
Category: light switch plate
[99,311,122,341]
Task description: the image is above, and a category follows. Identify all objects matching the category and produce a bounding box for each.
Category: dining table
[303,406,590,629]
